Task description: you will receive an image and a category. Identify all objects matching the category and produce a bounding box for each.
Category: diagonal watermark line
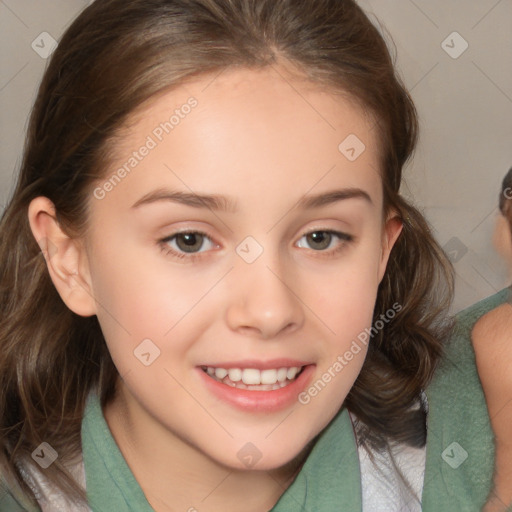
[266,471,315,512]
[266,164,336,234]
[410,62,439,92]
[164,368,234,438]
[164,163,234,233]
[0,62,29,92]
[163,267,234,336]
[472,0,504,29]
[472,61,512,105]
[0,0,29,28]
[487,395,512,426]
[270,64,336,131]
[265,266,336,335]
[118,368,132,382]
[474,254,504,282]
[201,68,226,93]
[453,268,477,294]
[470,206,498,233]
[470,264,498,293]
[368,117,382,134]
[201,471,233,502]
[407,0,439,29]
[485,488,508,510]
[265,408,296,438]
[70,275,132,336]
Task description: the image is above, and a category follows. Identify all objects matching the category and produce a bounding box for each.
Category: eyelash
[158,229,354,262]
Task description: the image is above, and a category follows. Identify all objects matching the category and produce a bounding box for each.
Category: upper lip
[200,359,312,370]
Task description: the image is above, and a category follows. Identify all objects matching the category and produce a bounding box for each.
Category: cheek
[86,242,218,371]
[89,239,209,324]
[298,241,382,410]
[493,215,512,263]
[315,243,383,336]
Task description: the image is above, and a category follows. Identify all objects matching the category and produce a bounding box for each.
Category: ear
[377,211,403,283]
[28,197,97,317]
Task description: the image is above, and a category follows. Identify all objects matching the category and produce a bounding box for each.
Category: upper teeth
[205,366,302,385]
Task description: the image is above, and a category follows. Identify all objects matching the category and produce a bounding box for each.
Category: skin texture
[475,213,512,512]
[28,66,402,512]
[473,304,512,512]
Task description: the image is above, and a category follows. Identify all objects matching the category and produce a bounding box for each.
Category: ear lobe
[377,213,403,283]
[28,197,97,317]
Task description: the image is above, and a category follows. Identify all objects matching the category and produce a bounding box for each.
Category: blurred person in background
[473,167,512,512]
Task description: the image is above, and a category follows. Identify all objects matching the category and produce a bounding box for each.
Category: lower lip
[197,365,316,413]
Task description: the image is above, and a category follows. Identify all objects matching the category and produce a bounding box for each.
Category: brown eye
[161,231,216,258]
[296,230,353,253]
[174,233,205,253]
[306,231,332,250]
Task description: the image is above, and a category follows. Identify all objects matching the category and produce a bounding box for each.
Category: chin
[211,433,317,473]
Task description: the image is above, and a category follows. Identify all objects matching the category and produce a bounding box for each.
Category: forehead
[94,66,383,215]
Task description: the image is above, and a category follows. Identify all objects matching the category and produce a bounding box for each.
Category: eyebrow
[298,188,372,209]
[131,187,372,212]
[131,189,238,212]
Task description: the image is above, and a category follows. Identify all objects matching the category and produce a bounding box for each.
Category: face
[79,66,401,470]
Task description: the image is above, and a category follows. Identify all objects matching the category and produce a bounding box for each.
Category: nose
[225,256,305,340]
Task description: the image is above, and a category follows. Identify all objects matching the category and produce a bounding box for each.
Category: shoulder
[426,288,510,386]
[472,302,512,344]
[440,288,511,368]
[472,302,512,387]
[455,288,510,338]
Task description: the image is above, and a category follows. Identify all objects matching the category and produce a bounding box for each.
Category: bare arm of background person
[473,305,512,512]
[473,206,512,512]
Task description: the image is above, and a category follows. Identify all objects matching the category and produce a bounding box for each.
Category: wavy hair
[0,0,453,506]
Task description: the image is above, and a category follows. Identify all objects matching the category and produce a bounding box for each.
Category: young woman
[0,1,455,510]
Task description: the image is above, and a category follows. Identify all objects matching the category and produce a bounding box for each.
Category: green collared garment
[1,289,511,511]
[82,397,362,512]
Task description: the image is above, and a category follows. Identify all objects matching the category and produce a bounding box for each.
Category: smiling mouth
[201,365,306,391]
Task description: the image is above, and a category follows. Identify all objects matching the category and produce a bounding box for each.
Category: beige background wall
[1,0,511,312]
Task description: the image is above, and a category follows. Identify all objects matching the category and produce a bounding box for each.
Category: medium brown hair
[499,167,512,229]
[0,0,454,506]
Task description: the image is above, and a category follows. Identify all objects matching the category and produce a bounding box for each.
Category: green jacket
[1,289,509,511]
